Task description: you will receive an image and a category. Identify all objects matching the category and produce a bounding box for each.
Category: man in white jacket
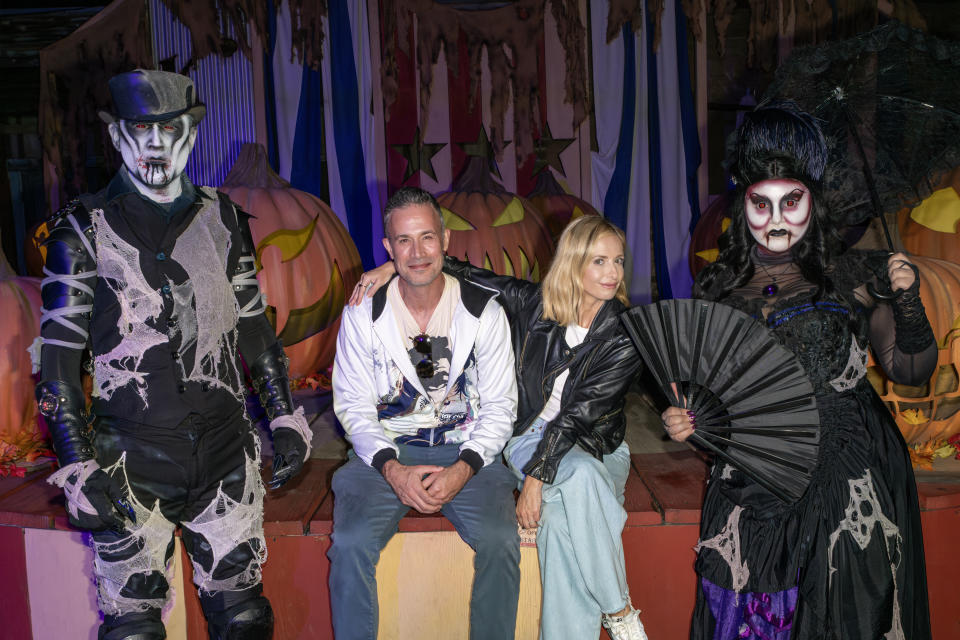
[329,187,520,639]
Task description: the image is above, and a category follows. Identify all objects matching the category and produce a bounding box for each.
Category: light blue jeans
[328,443,520,640]
[505,422,632,640]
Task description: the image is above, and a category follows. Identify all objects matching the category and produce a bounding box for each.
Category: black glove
[48,461,135,532]
[891,279,936,355]
[250,343,312,489]
[270,426,309,489]
[250,342,295,420]
[36,380,95,465]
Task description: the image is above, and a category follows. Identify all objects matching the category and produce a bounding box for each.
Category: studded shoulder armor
[42,197,97,262]
[219,193,266,317]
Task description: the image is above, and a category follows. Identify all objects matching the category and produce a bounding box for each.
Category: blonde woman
[353,216,648,640]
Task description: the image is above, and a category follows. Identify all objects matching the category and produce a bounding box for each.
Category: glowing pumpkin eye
[441,207,475,231]
[492,198,526,227]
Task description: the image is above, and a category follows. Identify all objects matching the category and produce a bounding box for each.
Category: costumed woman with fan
[659,102,934,639]
[352,216,648,640]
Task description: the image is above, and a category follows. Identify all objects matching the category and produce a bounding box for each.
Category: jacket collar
[371,273,497,322]
[103,169,206,208]
[533,297,626,340]
[369,273,497,399]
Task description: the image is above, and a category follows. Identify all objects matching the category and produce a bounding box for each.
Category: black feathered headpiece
[732,101,827,188]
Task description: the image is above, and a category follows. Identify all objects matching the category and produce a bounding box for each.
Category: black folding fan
[621,299,820,503]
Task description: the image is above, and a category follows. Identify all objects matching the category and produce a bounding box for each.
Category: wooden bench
[2,452,958,639]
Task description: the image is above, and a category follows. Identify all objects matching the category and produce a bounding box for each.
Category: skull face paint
[744,178,812,253]
[111,115,197,196]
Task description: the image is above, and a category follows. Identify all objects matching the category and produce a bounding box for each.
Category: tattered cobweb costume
[691,248,934,640]
[35,170,297,639]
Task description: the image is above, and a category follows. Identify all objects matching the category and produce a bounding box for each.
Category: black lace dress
[690,249,935,640]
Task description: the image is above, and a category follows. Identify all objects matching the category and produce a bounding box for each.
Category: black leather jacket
[444,257,642,483]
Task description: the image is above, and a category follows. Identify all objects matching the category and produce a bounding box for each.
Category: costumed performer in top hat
[32,69,312,640]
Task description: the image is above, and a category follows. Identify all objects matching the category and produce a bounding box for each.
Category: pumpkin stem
[221,143,291,189]
[528,169,567,198]
[449,155,507,194]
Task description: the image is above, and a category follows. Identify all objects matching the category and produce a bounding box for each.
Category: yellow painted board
[376,531,542,639]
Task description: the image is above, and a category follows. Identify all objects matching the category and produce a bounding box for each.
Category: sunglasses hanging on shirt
[412,334,435,379]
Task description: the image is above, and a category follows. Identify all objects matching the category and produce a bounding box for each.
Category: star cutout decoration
[532,122,575,177]
[392,127,446,182]
[456,126,507,179]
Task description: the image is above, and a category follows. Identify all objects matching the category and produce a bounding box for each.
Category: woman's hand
[516,476,543,529]
[661,406,696,442]
[348,262,396,306]
[887,252,918,292]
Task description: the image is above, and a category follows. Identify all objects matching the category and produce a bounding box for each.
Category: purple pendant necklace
[759,263,779,297]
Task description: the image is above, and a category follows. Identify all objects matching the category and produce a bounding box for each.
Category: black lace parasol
[765,21,960,241]
[621,299,820,504]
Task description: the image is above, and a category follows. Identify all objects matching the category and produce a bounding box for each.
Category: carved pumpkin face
[866,255,960,447]
[688,193,734,277]
[438,191,554,281]
[529,192,600,241]
[222,145,363,377]
[897,167,960,263]
[526,170,600,242]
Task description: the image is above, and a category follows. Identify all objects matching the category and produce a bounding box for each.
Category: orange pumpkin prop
[896,167,960,263]
[0,242,50,475]
[527,170,600,241]
[688,193,734,278]
[866,255,960,446]
[438,157,554,281]
[221,144,363,378]
[24,219,50,278]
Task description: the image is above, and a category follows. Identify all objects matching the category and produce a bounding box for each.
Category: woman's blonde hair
[541,216,629,325]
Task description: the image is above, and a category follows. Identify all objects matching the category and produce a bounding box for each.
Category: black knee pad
[99,610,166,640]
[200,585,274,640]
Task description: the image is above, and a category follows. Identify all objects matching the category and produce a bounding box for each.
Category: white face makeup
[110,114,197,198]
[744,178,812,253]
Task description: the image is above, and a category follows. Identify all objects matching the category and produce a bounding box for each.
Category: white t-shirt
[506,323,590,473]
[535,323,589,423]
[387,273,461,407]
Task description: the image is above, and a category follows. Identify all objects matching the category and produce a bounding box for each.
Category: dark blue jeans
[328,443,520,639]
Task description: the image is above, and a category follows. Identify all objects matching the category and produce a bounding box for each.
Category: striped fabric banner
[590,0,699,302]
[593,12,652,304]
[148,0,257,188]
[265,0,385,269]
[321,0,385,268]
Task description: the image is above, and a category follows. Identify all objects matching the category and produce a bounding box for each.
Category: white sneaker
[602,607,649,640]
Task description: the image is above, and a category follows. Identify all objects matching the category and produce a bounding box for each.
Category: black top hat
[98,69,207,125]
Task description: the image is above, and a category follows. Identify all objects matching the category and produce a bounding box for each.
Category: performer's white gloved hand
[268,406,312,489]
[48,459,135,531]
